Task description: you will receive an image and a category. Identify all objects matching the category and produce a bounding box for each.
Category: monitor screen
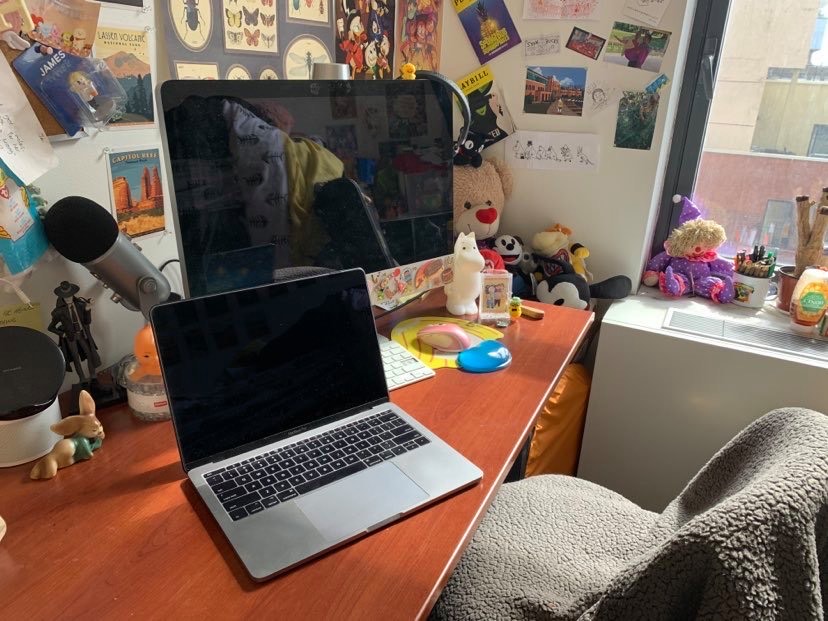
[159,80,455,298]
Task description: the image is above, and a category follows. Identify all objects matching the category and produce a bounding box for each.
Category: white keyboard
[378,335,436,391]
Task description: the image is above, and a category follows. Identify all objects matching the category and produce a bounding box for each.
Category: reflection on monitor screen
[159,80,455,298]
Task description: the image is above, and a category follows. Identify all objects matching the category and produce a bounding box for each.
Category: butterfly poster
[223,0,278,53]
[288,0,330,25]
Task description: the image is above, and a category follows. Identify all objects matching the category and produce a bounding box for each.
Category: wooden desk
[0,296,592,619]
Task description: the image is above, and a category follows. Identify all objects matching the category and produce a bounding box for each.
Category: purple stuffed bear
[642,196,734,304]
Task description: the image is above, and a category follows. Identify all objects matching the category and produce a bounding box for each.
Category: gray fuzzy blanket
[432,408,828,620]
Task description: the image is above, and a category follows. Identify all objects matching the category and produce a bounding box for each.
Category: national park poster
[94,25,154,126]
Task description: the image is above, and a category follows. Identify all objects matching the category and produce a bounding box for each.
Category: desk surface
[0,295,592,619]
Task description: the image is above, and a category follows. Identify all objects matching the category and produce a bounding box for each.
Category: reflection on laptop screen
[160,80,455,298]
[151,270,388,469]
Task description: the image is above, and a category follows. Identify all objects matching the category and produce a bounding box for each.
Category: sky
[529,66,587,88]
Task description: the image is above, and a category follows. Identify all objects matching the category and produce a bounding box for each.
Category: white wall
[440,0,697,283]
[0,4,181,391]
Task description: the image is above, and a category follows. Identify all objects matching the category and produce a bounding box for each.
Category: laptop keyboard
[378,336,435,391]
[204,410,431,521]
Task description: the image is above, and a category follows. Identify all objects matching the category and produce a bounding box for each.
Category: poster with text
[457,65,514,148]
[107,148,166,238]
[335,0,395,78]
[523,0,599,20]
[454,0,520,65]
[94,26,154,126]
[223,0,278,53]
[395,0,442,74]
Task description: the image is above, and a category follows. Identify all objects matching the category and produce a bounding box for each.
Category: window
[658,0,828,267]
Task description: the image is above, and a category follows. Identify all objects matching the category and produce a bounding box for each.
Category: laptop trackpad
[296,462,428,542]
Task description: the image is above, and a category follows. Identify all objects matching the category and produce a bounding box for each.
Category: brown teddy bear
[453,160,513,249]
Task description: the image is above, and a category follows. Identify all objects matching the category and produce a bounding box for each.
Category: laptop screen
[150,269,388,469]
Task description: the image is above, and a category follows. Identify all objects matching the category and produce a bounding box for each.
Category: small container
[117,356,170,422]
[789,267,828,335]
[732,272,772,308]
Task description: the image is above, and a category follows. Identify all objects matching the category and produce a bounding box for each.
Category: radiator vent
[664,310,828,362]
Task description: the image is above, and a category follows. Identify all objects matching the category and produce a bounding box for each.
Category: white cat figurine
[445,232,485,316]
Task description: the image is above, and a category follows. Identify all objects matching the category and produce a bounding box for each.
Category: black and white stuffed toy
[493,234,535,296]
[536,258,632,309]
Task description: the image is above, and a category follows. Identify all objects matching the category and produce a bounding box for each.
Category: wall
[753,79,828,154]
[439,0,696,284]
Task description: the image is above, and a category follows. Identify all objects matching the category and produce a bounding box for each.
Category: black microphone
[43,196,173,319]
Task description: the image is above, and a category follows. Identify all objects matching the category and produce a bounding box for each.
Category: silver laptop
[150,268,482,581]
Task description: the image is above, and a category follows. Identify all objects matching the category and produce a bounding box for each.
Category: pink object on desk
[417,324,472,353]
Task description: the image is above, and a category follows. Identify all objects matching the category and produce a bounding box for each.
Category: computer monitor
[158,79,456,300]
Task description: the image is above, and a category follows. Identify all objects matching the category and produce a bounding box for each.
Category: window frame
[651,0,732,258]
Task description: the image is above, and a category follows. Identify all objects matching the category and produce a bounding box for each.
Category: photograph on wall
[505,130,599,171]
[335,0,395,78]
[395,0,441,74]
[457,65,514,148]
[93,25,154,126]
[622,0,671,27]
[525,33,559,57]
[167,0,212,52]
[523,0,599,21]
[174,61,220,79]
[604,21,671,72]
[454,0,520,65]
[223,0,278,53]
[614,90,659,150]
[524,66,586,116]
[106,148,166,238]
[284,35,332,79]
[565,26,605,60]
[289,0,330,24]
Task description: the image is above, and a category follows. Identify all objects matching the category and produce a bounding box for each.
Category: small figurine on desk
[30,390,104,480]
[48,281,101,386]
[445,232,485,316]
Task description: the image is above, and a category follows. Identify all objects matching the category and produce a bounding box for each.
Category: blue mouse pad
[457,340,511,373]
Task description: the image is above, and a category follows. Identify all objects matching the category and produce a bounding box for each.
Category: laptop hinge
[186,397,391,472]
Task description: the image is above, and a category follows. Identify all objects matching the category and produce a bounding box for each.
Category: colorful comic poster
[614,91,659,150]
[335,0,395,79]
[289,0,330,24]
[93,26,154,126]
[222,1,278,54]
[454,0,520,65]
[523,0,599,20]
[457,65,514,149]
[106,148,166,238]
[524,66,586,116]
[605,21,671,73]
[395,0,441,74]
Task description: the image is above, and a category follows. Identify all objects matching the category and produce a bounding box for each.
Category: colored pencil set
[734,245,776,278]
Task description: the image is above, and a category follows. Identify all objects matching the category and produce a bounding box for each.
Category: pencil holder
[733,272,772,308]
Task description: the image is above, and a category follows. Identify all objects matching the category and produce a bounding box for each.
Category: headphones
[400,70,471,156]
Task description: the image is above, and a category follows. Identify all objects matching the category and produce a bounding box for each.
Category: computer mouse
[417,324,472,353]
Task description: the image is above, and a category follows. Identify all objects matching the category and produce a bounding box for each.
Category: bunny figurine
[30,390,104,480]
[445,232,485,316]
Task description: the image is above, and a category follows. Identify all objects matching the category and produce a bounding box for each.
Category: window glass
[693,0,828,265]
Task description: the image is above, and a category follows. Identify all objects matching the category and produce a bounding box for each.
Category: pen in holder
[732,247,776,308]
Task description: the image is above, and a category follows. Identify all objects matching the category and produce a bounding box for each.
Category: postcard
[566,26,605,60]
[524,66,586,117]
[505,130,599,171]
[457,65,515,148]
[395,0,442,73]
[454,0,521,65]
[622,0,672,27]
[614,90,660,150]
[106,147,166,238]
[523,0,600,20]
[525,33,559,57]
[605,21,671,73]
[584,80,619,114]
[335,0,394,79]
[93,26,154,126]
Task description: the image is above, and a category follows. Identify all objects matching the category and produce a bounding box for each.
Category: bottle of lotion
[789,267,828,335]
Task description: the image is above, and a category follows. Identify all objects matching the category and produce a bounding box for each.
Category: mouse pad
[390,317,502,369]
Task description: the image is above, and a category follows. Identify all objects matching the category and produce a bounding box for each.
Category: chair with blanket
[432,407,828,620]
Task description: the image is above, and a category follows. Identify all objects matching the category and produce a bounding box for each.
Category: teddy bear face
[453,160,513,242]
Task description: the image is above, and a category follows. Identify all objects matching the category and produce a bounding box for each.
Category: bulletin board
[162,0,336,80]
